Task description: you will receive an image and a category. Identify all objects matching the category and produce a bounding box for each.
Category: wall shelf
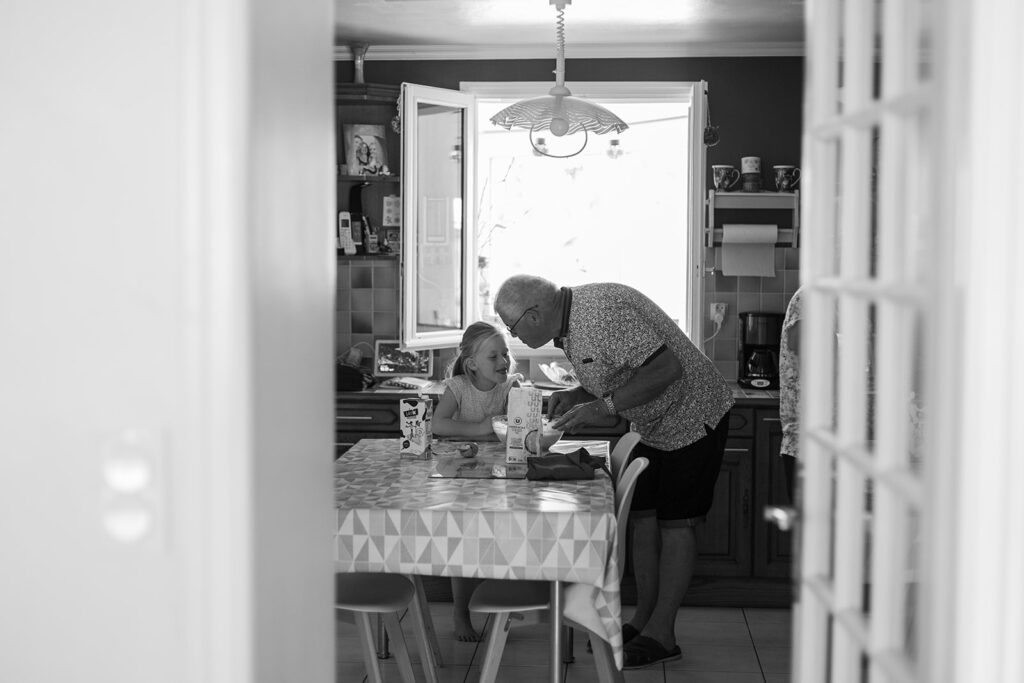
[705,189,800,248]
[337,175,400,183]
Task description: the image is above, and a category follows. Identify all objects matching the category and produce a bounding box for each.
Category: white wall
[0,0,335,681]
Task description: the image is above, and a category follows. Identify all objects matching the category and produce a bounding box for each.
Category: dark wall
[336,56,806,178]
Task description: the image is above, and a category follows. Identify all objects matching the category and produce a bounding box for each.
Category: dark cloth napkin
[525,448,611,481]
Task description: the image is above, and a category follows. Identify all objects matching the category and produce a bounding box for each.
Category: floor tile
[375,657,472,682]
[746,618,793,648]
[335,660,368,683]
[676,606,747,623]
[756,646,792,675]
[620,667,666,683]
[663,672,765,683]
[764,675,792,683]
[465,664,552,683]
[662,643,762,673]
[676,619,755,646]
[743,607,793,624]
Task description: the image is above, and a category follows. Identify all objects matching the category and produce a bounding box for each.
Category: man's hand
[546,387,593,423]
[549,399,610,433]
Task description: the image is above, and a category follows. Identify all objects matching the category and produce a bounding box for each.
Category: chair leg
[382,612,417,683]
[353,612,385,683]
[562,625,575,663]
[406,588,440,683]
[478,611,514,683]
[589,631,625,683]
[410,574,444,668]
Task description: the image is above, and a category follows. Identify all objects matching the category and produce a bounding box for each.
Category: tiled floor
[336,602,792,682]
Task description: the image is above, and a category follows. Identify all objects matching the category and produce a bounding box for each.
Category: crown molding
[333,41,804,61]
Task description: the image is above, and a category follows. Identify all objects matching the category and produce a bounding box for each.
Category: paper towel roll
[721,224,778,277]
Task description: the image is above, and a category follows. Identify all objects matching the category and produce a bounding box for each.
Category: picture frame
[373,340,433,378]
[343,123,389,176]
[381,227,401,254]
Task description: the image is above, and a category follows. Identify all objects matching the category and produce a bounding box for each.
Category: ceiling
[334,0,806,61]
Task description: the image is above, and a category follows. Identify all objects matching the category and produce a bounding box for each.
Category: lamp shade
[491,90,629,137]
[489,1,628,157]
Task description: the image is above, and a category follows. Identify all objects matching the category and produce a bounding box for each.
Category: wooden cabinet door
[335,394,407,456]
[695,437,753,577]
[752,409,794,578]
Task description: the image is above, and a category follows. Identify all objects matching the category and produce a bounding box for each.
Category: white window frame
[459,80,708,355]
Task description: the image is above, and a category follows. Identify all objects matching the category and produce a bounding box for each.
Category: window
[400,82,708,352]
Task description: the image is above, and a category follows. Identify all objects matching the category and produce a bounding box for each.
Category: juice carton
[399,397,433,459]
[505,387,543,464]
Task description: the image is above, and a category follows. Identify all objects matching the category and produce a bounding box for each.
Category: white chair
[468,456,650,683]
[609,431,642,488]
[336,572,439,683]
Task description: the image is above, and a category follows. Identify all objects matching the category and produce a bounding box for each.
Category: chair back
[613,456,649,575]
[610,431,641,487]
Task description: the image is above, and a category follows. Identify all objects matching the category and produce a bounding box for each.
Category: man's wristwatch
[602,392,616,416]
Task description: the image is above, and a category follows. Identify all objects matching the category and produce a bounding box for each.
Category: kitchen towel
[720,223,778,277]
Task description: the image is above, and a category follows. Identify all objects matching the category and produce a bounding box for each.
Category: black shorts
[629,411,730,526]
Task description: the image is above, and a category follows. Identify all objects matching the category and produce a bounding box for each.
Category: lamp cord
[553,4,566,87]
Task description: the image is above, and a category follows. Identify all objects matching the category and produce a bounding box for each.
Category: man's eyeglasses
[505,305,537,336]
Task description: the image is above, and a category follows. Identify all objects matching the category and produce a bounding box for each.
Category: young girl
[433,321,520,439]
[432,321,520,641]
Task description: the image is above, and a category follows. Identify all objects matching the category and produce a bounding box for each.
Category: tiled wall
[702,246,801,382]
[335,256,458,376]
[335,256,400,364]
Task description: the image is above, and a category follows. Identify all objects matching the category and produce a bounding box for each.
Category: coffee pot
[738,311,784,389]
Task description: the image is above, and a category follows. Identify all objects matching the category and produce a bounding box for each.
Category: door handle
[763,505,798,531]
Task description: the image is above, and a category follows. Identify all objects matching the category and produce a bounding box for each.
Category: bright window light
[475,100,690,329]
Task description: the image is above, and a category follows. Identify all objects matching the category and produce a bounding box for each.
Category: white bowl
[491,415,564,453]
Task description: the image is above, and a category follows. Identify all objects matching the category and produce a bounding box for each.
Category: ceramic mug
[741,156,761,174]
[712,165,740,191]
[773,165,801,192]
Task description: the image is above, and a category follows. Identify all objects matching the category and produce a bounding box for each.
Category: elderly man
[493,275,734,669]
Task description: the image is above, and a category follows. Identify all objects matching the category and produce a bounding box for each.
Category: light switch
[101,429,163,549]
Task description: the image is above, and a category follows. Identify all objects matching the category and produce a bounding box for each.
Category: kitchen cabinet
[704,189,800,248]
[335,83,402,257]
[688,402,793,607]
[753,409,793,578]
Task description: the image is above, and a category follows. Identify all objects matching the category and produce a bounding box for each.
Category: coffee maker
[738,312,784,389]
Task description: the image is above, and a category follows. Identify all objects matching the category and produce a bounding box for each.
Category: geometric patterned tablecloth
[334,438,623,667]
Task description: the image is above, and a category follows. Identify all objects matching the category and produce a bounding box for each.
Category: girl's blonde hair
[447,321,515,379]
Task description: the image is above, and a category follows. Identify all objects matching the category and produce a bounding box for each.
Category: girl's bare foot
[454,614,481,642]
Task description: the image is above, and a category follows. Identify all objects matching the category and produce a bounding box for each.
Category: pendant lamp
[490,0,628,158]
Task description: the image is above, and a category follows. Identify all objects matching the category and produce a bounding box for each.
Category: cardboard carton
[399,397,433,459]
[505,387,542,464]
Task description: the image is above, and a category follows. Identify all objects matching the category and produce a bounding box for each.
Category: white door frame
[797,0,1024,681]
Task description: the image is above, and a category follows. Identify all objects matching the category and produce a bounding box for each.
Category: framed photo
[343,123,388,175]
[373,340,433,378]
[381,227,401,254]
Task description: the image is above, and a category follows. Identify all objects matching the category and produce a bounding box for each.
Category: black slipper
[623,635,682,669]
[586,622,639,653]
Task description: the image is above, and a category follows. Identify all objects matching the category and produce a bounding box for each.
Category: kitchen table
[334,438,624,682]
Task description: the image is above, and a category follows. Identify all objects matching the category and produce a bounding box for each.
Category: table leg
[549,581,563,683]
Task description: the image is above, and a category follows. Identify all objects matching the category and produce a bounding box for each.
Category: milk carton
[399,397,433,459]
[505,387,543,464]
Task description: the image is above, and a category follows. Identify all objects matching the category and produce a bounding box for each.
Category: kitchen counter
[730,383,779,407]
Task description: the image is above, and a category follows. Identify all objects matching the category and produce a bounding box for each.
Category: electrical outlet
[710,303,727,324]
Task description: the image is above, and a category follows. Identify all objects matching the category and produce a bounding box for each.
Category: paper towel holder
[704,189,800,248]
